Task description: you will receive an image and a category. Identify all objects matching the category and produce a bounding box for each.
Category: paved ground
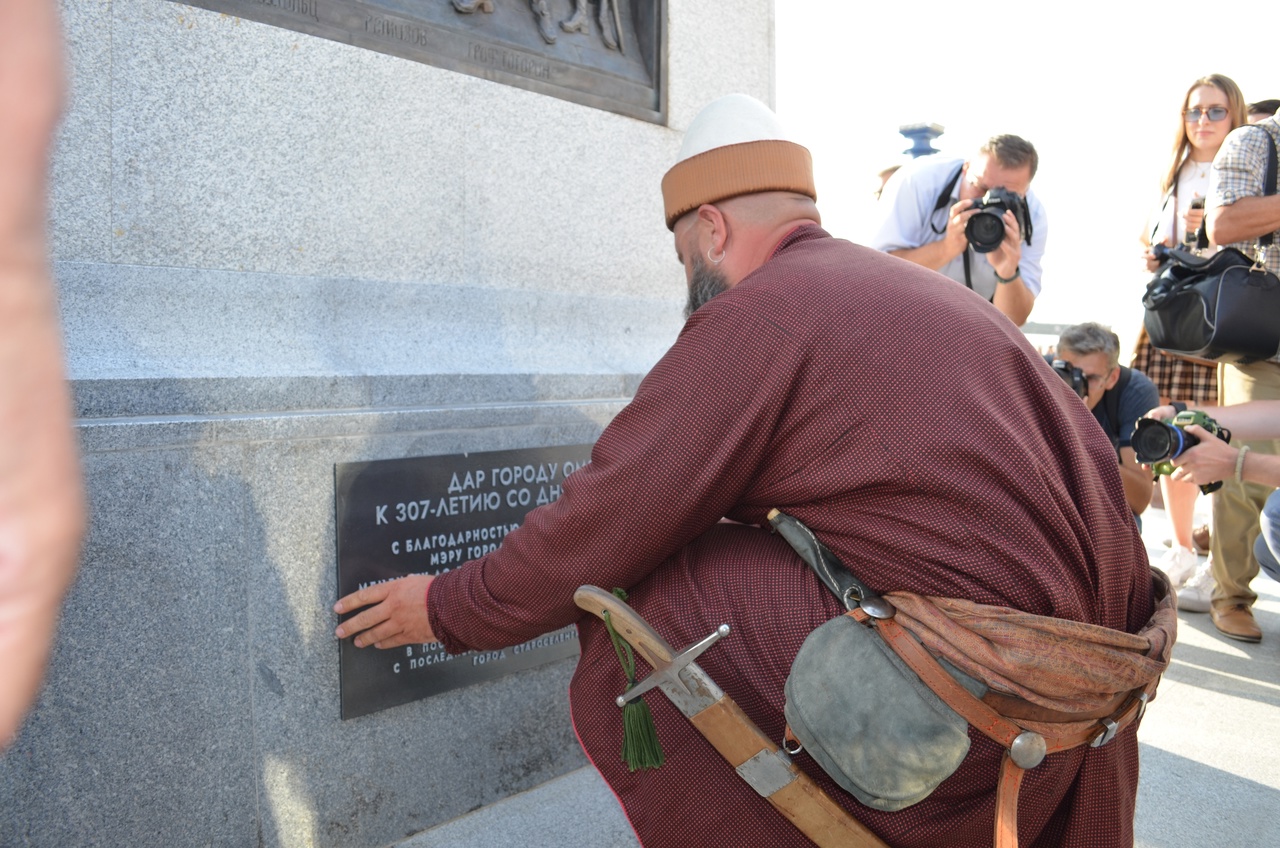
[1130,502,1280,847]
[400,502,1280,847]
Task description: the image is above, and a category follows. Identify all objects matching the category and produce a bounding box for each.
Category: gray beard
[684,255,729,319]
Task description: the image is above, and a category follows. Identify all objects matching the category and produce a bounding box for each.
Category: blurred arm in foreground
[0,0,86,749]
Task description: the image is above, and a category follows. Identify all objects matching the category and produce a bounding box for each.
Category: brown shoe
[1210,602,1262,643]
[1192,524,1211,555]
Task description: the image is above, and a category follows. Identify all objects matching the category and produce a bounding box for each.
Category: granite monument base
[0,373,636,848]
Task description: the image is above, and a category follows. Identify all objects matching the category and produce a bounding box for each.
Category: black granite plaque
[335,444,592,719]
[174,0,666,123]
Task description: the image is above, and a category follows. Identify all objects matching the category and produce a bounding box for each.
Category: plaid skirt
[1130,326,1218,405]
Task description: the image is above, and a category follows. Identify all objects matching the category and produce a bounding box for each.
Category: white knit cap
[661,94,815,230]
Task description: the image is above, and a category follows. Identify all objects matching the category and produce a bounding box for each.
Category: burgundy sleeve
[428,301,807,653]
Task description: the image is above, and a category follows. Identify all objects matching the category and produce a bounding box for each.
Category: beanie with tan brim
[661,94,816,230]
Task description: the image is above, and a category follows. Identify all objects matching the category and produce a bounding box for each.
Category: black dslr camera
[1132,410,1232,494]
[966,187,1033,254]
[1051,359,1087,399]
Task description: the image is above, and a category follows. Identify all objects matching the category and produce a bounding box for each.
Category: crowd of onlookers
[869,76,1280,644]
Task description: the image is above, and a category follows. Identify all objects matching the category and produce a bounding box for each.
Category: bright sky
[775,1,1277,350]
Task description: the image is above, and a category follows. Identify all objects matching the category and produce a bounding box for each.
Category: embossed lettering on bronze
[335,444,593,719]
[173,0,666,123]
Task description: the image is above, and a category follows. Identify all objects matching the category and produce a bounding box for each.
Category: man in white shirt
[872,135,1047,326]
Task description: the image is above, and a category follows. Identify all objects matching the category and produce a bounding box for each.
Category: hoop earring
[707,247,726,265]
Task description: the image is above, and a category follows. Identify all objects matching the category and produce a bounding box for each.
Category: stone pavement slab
[396,766,637,848]
[1134,505,1280,847]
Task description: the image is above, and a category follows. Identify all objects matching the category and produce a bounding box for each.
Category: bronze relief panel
[173,0,667,123]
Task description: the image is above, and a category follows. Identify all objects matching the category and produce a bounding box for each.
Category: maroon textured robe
[429,225,1153,848]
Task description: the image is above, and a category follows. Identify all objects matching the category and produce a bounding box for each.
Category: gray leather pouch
[784,612,987,811]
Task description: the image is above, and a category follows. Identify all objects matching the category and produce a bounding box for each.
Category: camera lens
[1131,419,1184,464]
[1051,360,1087,399]
[965,211,1005,253]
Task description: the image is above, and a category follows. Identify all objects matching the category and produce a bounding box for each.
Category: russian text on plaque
[335,443,593,719]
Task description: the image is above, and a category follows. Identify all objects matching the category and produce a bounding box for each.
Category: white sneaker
[1157,546,1200,588]
[1177,560,1215,613]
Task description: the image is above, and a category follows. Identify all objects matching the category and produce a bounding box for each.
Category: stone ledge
[55,261,682,385]
[72,372,644,419]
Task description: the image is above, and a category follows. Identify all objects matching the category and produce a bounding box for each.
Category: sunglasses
[1184,107,1229,122]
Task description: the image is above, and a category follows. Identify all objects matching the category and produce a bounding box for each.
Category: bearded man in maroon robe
[335,94,1158,848]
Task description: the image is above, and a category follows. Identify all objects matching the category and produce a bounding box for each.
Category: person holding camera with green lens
[871,135,1046,327]
[1142,401,1280,642]
[1200,98,1280,643]
[1055,324,1160,522]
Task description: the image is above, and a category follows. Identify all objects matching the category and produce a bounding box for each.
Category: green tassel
[604,588,664,772]
[620,694,664,771]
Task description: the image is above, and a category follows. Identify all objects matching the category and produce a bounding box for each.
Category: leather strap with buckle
[850,606,1155,848]
[769,508,1163,848]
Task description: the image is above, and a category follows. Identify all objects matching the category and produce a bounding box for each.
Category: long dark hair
[1160,74,1248,195]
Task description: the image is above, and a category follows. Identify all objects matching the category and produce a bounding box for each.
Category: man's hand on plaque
[334,574,436,649]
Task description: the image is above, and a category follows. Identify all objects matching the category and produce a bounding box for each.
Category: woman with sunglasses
[1134,74,1248,603]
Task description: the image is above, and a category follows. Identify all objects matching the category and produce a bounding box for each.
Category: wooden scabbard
[573,586,887,848]
[689,695,887,848]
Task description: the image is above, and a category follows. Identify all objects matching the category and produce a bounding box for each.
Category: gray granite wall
[0,1,775,846]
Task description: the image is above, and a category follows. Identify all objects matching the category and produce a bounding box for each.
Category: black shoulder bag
[1142,127,1280,364]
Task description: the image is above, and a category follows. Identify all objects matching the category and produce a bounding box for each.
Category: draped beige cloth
[886,569,1176,723]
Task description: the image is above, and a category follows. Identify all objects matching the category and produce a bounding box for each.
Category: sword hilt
[574,585,730,709]
[574,585,676,668]
[615,623,730,706]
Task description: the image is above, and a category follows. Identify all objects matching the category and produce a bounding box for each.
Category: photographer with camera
[1143,400,1280,642]
[872,135,1046,326]
[1056,324,1160,521]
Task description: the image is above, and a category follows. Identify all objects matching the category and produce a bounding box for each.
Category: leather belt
[982,688,1129,723]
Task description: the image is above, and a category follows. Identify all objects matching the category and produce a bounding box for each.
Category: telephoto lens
[1131,418,1194,465]
[1131,411,1230,494]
